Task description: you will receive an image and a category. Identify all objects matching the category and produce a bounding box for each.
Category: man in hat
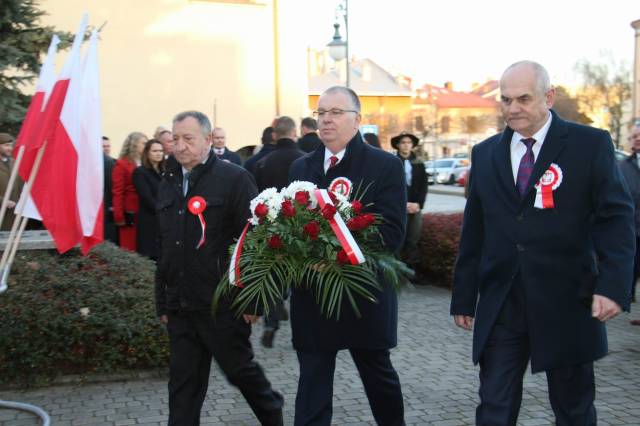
[392,132,427,271]
[0,133,23,231]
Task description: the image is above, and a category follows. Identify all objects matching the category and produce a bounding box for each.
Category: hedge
[0,242,169,386]
[417,213,463,287]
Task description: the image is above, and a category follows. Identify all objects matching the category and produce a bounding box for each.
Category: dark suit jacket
[288,132,407,351]
[254,138,305,191]
[215,147,242,165]
[103,154,118,243]
[244,144,278,176]
[297,132,322,153]
[398,153,428,209]
[132,166,162,259]
[450,110,634,372]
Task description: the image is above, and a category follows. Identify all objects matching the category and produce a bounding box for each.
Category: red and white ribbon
[534,163,562,209]
[315,189,365,265]
[229,222,250,288]
[187,196,207,248]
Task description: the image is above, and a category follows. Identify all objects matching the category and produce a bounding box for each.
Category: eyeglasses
[312,108,359,118]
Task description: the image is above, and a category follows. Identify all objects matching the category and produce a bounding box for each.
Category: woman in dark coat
[133,139,165,260]
[112,132,147,251]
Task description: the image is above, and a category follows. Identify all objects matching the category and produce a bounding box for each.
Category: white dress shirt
[323,148,346,173]
[509,112,553,184]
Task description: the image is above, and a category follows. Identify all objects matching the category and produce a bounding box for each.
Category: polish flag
[14,34,61,220]
[29,14,89,253]
[77,30,104,254]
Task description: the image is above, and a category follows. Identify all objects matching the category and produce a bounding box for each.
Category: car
[425,158,470,184]
[615,149,630,161]
[457,168,469,187]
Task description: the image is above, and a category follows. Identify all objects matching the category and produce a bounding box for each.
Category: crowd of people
[0,59,638,426]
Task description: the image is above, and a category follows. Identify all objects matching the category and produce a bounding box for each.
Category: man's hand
[454,315,474,330]
[592,294,621,322]
[159,315,168,324]
[243,314,259,324]
[407,202,420,214]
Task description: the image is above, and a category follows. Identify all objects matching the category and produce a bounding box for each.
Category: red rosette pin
[188,196,207,248]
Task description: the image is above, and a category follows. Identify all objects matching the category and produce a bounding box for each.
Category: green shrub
[417,213,463,287]
[0,242,169,386]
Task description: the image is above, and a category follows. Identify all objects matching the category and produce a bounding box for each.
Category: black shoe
[261,330,275,348]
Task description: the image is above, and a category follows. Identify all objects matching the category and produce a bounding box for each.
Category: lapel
[519,111,568,208]
[491,127,520,206]
[306,144,326,184]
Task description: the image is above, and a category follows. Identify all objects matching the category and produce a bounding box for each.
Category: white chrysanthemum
[265,192,285,221]
[249,187,279,224]
[283,180,318,209]
[331,191,352,216]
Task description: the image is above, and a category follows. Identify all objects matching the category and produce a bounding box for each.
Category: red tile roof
[415,84,498,108]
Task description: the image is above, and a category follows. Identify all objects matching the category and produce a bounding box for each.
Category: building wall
[37,0,308,153]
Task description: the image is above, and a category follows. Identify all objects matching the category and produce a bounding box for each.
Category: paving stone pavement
[1,285,639,425]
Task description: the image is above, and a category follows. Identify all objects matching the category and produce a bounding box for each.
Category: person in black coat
[156,111,283,426]
[289,86,407,426]
[132,139,165,261]
[619,124,640,311]
[254,116,305,347]
[211,127,242,165]
[391,132,427,269]
[297,117,321,153]
[451,61,634,425]
[102,137,118,244]
[244,126,277,175]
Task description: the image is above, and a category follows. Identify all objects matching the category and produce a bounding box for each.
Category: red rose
[321,204,337,220]
[362,213,375,227]
[351,200,363,215]
[303,220,320,240]
[281,200,296,217]
[328,192,338,205]
[294,191,310,206]
[267,234,283,249]
[336,249,350,264]
[255,203,269,218]
[347,216,364,231]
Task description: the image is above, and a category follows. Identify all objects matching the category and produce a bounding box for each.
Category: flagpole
[0,141,47,293]
[0,145,25,229]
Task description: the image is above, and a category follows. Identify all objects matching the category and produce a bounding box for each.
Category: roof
[470,80,499,97]
[414,83,498,109]
[308,58,412,97]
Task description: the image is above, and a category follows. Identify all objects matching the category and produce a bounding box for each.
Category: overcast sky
[304,0,638,90]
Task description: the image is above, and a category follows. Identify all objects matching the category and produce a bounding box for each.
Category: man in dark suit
[254,116,305,347]
[211,127,242,165]
[450,61,634,425]
[619,124,640,313]
[289,86,407,426]
[391,132,427,271]
[102,136,118,244]
[297,117,321,153]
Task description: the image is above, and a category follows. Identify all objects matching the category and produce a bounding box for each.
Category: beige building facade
[38,0,309,152]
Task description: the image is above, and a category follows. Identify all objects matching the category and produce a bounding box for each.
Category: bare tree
[575,54,632,147]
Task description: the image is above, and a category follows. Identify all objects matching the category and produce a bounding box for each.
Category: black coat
[215,147,242,165]
[398,153,428,209]
[288,133,407,351]
[254,138,305,191]
[618,154,640,235]
[155,151,257,316]
[244,144,278,176]
[450,111,634,372]
[103,154,118,244]
[132,166,162,259]
[297,132,322,153]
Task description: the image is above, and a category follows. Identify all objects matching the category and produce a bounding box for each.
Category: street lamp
[327,0,350,88]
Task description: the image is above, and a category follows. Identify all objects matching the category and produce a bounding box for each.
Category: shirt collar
[323,147,346,172]
[511,111,553,148]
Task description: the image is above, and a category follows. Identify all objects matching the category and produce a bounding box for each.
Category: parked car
[425,158,470,184]
[457,168,469,187]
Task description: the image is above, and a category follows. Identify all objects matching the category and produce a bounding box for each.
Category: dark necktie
[516,138,536,196]
[328,155,338,170]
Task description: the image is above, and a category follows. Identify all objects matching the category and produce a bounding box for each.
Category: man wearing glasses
[289,86,407,426]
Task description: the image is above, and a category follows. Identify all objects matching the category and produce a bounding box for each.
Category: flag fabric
[28,14,93,253]
[14,34,61,221]
[77,30,104,253]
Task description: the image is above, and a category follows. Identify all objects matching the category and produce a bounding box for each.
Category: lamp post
[327,0,350,88]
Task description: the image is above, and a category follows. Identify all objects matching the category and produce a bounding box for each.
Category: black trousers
[476,281,597,426]
[166,310,283,426]
[294,349,404,426]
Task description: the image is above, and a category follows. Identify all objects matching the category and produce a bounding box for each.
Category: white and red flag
[25,14,104,254]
